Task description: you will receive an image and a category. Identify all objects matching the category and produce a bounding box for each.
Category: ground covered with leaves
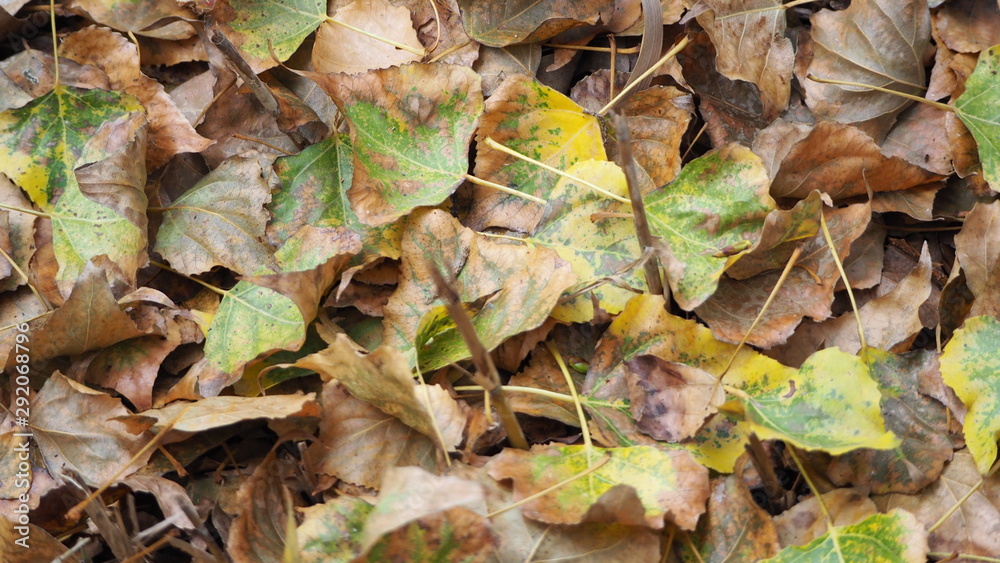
[1,0,1000,561]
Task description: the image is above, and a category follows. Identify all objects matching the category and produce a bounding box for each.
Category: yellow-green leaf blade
[645,144,776,310]
[744,348,900,455]
[211,0,326,73]
[940,315,1000,474]
[763,509,927,563]
[955,44,1000,192]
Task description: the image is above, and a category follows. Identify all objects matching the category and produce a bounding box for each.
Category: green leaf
[315,63,484,226]
[155,156,276,277]
[270,134,401,259]
[763,509,927,563]
[529,159,644,321]
[487,445,709,530]
[940,315,1000,474]
[955,44,1000,192]
[645,143,776,310]
[743,348,901,455]
[211,0,326,73]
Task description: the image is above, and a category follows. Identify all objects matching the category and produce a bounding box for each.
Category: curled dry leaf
[456,0,615,47]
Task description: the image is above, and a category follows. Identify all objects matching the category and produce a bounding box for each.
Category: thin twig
[427,264,528,450]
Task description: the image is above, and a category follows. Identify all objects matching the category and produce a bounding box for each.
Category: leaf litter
[1,0,1000,561]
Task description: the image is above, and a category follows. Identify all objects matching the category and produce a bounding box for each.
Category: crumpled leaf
[645,143,775,310]
[624,355,725,443]
[135,392,319,434]
[742,347,901,455]
[313,63,483,226]
[382,208,576,370]
[68,0,198,40]
[227,450,300,563]
[210,0,326,73]
[488,444,709,530]
[304,381,439,490]
[456,0,614,47]
[875,449,1000,559]
[955,45,1000,192]
[359,466,495,561]
[763,509,927,563]
[467,75,605,232]
[32,372,153,487]
[805,0,931,140]
[682,475,780,562]
[295,333,467,450]
[940,315,1000,474]
[312,0,422,75]
[697,0,794,121]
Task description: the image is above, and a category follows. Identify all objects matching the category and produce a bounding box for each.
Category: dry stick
[610,112,665,297]
[599,35,690,116]
[66,408,189,521]
[482,137,630,203]
[206,24,279,116]
[427,264,529,450]
[608,34,617,103]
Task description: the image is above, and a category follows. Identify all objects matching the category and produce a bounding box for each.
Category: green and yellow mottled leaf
[298,497,373,563]
[468,75,606,233]
[940,315,1000,474]
[270,133,401,259]
[645,144,776,310]
[313,63,483,227]
[743,348,900,455]
[763,509,927,563]
[955,45,1000,192]
[155,156,276,277]
[0,85,147,285]
[488,445,709,530]
[210,0,326,73]
[0,85,143,209]
[529,159,643,321]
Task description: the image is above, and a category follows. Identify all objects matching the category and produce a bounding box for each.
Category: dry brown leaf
[769,121,943,201]
[955,200,1000,297]
[805,0,931,140]
[697,0,794,121]
[624,355,724,442]
[226,450,301,563]
[882,102,955,176]
[304,381,439,490]
[32,373,153,487]
[312,0,423,75]
[683,475,780,561]
[136,392,320,435]
[775,488,877,548]
[933,0,1000,54]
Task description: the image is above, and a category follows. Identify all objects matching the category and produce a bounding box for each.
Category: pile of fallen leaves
[1,0,1000,561]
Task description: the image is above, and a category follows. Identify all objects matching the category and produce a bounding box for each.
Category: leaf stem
[325,16,425,56]
[482,137,631,204]
[787,445,833,527]
[598,35,690,116]
[50,0,59,86]
[716,0,820,20]
[820,210,867,350]
[543,43,640,54]
[928,456,1000,533]
[454,385,576,404]
[0,245,52,311]
[0,203,50,218]
[463,173,547,204]
[806,74,954,112]
[546,342,592,449]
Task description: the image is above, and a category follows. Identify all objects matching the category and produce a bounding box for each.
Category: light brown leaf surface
[312,0,422,75]
[624,355,724,442]
[137,393,320,435]
[805,0,931,140]
[683,475,780,561]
